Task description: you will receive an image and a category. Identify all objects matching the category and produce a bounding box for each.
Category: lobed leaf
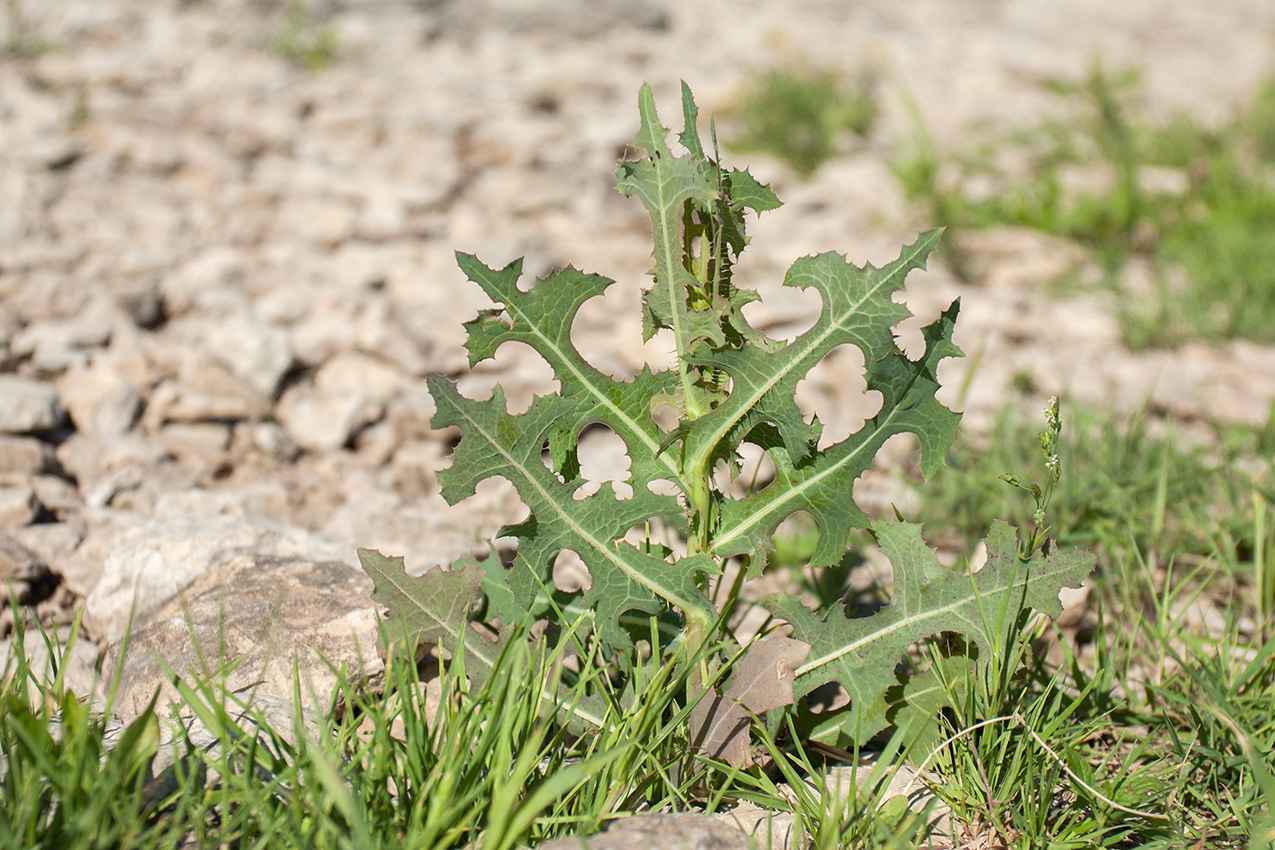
[617,83,720,347]
[456,255,684,494]
[359,548,511,691]
[428,378,717,653]
[711,296,962,572]
[767,520,1096,747]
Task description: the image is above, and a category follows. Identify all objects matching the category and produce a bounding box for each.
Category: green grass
[726,66,879,177]
[4,0,57,57]
[912,401,1275,846]
[5,401,1275,847]
[893,60,1275,348]
[269,1,340,72]
[0,606,928,849]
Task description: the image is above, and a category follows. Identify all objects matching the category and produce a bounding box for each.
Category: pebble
[0,376,67,434]
[205,313,294,399]
[57,360,143,436]
[0,484,39,529]
[0,435,58,475]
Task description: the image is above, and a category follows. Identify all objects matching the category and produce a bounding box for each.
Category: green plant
[270,1,339,72]
[2,603,788,849]
[4,0,56,57]
[727,67,878,177]
[360,82,1095,764]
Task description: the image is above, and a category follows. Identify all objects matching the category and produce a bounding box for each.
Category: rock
[55,432,172,508]
[145,361,271,425]
[53,508,144,599]
[145,693,319,791]
[57,360,143,436]
[107,553,380,724]
[274,196,357,248]
[10,521,83,579]
[538,813,753,850]
[249,420,300,462]
[0,533,58,606]
[0,376,67,434]
[24,473,84,517]
[275,352,408,452]
[356,189,407,241]
[205,313,294,398]
[156,421,232,462]
[0,435,58,475]
[84,514,349,643]
[287,290,432,376]
[9,312,113,373]
[0,483,39,528]
[274,385,366,453]
[162,247,251,318]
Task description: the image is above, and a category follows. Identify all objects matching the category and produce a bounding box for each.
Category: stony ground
[1,0,1274,843]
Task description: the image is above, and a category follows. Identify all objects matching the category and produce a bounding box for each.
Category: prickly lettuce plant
[359,83,1095,760]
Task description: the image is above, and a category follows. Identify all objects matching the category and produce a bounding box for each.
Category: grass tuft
[727,66,878,177]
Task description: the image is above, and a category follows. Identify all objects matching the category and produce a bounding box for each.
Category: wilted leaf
[690,636,810,767]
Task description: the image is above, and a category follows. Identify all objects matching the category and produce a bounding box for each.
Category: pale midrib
[648,170,699,417]
[712,396,899,556]
[450,397,702,620]
[490,250,687,493]
[698,239,927,491]
[795,566,1052,676]
[709,241,933,555]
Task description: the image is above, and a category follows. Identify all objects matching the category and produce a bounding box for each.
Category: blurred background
[2,0,1274,613]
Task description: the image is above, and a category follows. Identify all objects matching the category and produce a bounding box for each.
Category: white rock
[57,360,142,436]
[0,435,57,475]
[356,189,407,241]
[11,522,83,580]
[0,376,67,434]
[107,553,380,723]
[84,513,349,643]
[274,196,357,248]
[0,631,102,706]
[10,313,113,372]
[205,313,294,398]
[274,386,365,453]
[145,362,271,425]
[0,484,39,528]
[275,352,408,452]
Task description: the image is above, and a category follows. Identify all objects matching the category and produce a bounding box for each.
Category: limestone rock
[55,433,173,509]
[0,435,58,475]
[53,508,144,599]
[10,521,83,580]
[145,361,271,425]
[0,533,58,610]
[107,553,379,723]
[84,514,349,643]
[10,312,113,372]
[57,360,142,436]
[275,352,407,452]
[538,813,753,850]
[205,313,294,399]
[0,629,102,706]
[274,196,357,248]
[0,483,39,528]
[0,376,66,434]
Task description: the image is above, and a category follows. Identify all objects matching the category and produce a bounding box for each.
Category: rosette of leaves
[359,83,1095,761]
